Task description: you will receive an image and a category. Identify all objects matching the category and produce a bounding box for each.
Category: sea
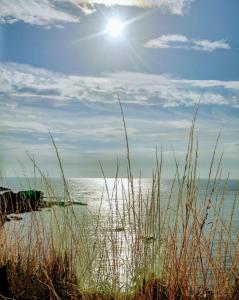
[1,177,238,287]
[1,177,239,233]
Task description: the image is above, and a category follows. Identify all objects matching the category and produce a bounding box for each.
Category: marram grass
[0,109,239,299]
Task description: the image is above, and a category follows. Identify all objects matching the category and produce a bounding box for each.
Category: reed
[0,105,238,299]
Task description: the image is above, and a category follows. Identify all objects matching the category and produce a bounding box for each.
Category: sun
[106,17,125,38]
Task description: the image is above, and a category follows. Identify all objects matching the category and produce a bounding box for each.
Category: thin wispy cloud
[144,34,231,52]
[144,34,189,48]
[1,62,238,147]
[0,0,195,25]
[0,0,80,26]
[0,62,238,176]
[193,39,231,52]
[79,0,195,15]
[0,63,238,108]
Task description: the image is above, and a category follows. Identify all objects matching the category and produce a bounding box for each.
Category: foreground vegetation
[0,110,238,299]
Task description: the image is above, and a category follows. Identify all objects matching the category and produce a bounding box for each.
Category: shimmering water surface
[1,177,239,234]
[1,177,238,287]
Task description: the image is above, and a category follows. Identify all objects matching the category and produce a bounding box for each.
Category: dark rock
[0,188,44,217]
[0,187,11,192]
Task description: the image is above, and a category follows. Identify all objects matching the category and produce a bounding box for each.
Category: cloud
[1,62,238,177]
[144,34,189,49]
[144,34,231,52]
[0,0,195,25]
[0,0,80,26]
[77,0,194,15]
[0,63,239,109]
[193,39,231,52]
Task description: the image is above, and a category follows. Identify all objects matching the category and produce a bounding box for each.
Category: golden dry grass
[0,107,238,299]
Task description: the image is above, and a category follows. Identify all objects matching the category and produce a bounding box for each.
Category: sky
[0,0,238,178]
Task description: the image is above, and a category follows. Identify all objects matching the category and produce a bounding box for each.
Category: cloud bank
[1,62,238,177]
[0,63,238,108]
[0,0,195,25]
[144,34,231,52]
[0,0,80,26]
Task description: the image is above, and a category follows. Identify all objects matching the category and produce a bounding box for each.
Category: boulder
[0,188,43,216]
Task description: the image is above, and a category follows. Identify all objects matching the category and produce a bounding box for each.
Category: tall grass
[0,107,238,299]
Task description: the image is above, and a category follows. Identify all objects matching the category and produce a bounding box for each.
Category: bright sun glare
[106,17,125,38]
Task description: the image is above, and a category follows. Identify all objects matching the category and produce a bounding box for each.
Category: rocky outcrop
[0,188,43,221]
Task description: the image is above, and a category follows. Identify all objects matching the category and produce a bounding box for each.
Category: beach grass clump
[0,251,78,300]
[0,107,239,299]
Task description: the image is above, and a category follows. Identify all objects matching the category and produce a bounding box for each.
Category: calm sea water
[1,177,239,222]
[1,177,238,239]
[1,177,238,287]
